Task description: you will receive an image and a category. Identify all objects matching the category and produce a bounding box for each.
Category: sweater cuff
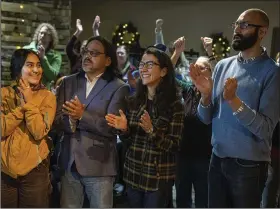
[12,106,25,119]
[234,103,256,126]
[22,102,39,112]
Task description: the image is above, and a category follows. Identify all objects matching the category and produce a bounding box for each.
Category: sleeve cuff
[12,106,25,119]
[234,103,256,126]
[199,100,212,109]
[69,118,77,132]
[22,102,39,111]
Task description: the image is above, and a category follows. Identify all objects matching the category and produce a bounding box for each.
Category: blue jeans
[60,171,114,208]
[175,157,209,208]
[126,181,173,208]
[262,155,280,207]
[208,153,268,208]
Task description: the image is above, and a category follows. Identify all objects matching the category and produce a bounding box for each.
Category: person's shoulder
[48,49,62,59]
[53,49,62,57]
[39,88,56,100]
[111,76,128,87]
[217,55,238,67]
[22,41,36,49]
[263,57,279,72]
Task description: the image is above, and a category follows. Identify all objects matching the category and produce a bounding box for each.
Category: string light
[20,5,24,9]
[112,22,139,46]
[211,33,230,60]
[21,19,25,22]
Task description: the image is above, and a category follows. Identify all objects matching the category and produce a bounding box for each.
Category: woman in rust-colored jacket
[1,49,56,208]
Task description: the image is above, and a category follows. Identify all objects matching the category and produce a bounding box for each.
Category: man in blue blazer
[54,36,130,208]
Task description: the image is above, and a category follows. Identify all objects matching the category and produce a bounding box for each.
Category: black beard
[231,29,259,51]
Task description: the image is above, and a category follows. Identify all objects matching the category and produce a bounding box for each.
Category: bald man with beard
[189,8,280,208]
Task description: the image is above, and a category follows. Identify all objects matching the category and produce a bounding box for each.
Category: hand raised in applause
[223,78,238,102]
[189,63,213,97]
[105,110,128,131]
[139,110,153,134]
[62,95,85,120]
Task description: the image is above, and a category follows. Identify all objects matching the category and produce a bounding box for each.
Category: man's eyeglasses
[139,61,160,69]
[81,48,105,57]
[231,21,265,30]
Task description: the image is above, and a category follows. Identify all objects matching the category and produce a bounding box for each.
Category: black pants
[1,159,51,208]
[176,157,209,208]
[208,153,268,208]
[262,151,280,207]
[126,181,174,208]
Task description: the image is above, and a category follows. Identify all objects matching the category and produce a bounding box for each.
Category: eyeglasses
[231,21,265,30]
[139,61,160,69]
[81,48,105,57]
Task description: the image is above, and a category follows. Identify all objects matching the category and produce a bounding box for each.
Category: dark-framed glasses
[81,48,105,57]
[139,61,160,69]
[231,21,265,30]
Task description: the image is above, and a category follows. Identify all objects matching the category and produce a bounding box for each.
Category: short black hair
[10,49,40,80]
[85,36,120,81]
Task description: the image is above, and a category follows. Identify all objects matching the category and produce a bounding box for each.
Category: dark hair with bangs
[10,49,41,80]
[85,36,121,81]
[128,46,180,114]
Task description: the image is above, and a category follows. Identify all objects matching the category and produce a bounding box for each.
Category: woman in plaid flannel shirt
[106,47,184,208]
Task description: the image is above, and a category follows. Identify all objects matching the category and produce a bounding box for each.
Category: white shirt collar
[85,72,103,82]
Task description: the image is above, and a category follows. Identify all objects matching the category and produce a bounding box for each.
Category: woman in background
[23,23,62,89]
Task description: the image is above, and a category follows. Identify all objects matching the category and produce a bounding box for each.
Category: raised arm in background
[92,15,101,37]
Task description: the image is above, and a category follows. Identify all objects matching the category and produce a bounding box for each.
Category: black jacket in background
[66,35,82,74]
[179,85,212,159]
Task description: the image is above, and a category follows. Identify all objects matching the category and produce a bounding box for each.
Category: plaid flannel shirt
[122,98,184,191]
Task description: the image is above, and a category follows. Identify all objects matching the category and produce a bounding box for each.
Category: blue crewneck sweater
[198,52,280,161]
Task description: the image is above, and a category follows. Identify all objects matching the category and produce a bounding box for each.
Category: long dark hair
[128,47,180,114]
[85,36,121,81]
[10,49,41,80]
